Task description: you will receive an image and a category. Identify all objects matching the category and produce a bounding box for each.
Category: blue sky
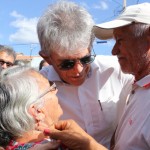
[0,0,148,56]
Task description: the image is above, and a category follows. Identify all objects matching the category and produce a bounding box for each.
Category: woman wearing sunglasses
[37,0,134,148]
[0,66,67,149]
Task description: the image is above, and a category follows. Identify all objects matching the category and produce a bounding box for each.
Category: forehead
[0,51,14,62]
[113,25,133,38]
[51,48,90,60]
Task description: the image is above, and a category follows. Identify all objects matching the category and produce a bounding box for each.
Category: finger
[54,120,69,130]
[48,131,90,150]
[44,128,64,143]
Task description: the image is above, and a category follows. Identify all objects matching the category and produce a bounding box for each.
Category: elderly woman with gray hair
[0,66,66,149]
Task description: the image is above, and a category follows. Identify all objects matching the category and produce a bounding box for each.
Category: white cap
[93,3,150,40]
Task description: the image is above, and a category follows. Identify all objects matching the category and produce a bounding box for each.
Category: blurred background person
[0,66,65,149]
[14,60,31,67]
[0,45,16,69]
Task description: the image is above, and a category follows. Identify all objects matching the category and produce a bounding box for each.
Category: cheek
[53,66,67,80]
[57,70,68,81]
[120,43,133,59]
[85,65,90,74]
[46,99,61,120]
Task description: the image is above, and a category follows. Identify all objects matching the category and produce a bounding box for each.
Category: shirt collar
[134,74,150,89]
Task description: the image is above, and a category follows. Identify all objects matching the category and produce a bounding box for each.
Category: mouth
[117,56,128,67]
[71,75,83,79]
[118,56,126,61]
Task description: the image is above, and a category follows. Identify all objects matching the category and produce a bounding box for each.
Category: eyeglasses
[0,59,13,67]
[38,81,57,100]
[58,52,96,70]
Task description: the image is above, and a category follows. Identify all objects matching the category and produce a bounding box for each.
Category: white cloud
[10,11,23,19]
[9,11,39,44]
[93,1,109,10]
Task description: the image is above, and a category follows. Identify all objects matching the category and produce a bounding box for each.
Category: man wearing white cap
[47,3,150,150]
[93,2,150,150]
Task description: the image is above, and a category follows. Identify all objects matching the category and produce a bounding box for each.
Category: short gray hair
[129,23,150,38]
[0,66,46,146]
[37,0,95,56]
[0,45,16,61]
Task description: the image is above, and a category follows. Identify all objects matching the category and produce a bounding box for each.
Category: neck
[134,68,150,81]
[15,130,48,143]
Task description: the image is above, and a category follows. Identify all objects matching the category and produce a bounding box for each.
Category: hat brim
[93,20,132,40]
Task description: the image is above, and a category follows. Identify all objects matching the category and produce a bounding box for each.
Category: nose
[1,63,8,69]
[112,42,119,56]
[73,61,84,75]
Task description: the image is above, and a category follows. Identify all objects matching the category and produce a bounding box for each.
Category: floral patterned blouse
[6,139,68,150]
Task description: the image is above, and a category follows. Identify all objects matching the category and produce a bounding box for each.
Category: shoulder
[94,55,119,69]
[93,55,134,82]
[92,55,121,74]
[95,55,118,62]
[40,65,53,77]
[40,65,61,81]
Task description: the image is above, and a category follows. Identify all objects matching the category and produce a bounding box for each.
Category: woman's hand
[44,120,108,150]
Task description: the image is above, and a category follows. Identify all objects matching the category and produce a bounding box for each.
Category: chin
[121,68,131,74]
[68,80,84,86]
[63,76,86,86]
[71,77,86,86]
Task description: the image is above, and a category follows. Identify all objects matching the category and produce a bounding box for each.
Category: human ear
[39,51,52,65]
[29,104,45,122]
[29,104,51,131]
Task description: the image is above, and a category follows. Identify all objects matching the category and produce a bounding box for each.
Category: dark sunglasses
[0,59,13,67]
[58,54,96,70]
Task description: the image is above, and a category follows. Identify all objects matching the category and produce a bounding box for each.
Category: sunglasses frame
[57,49,96,70]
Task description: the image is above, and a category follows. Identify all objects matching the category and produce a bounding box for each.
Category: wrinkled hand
[44,120,108,150]
[45,119,90,150]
